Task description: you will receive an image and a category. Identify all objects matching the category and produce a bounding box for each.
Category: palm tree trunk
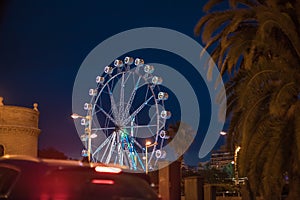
[286,158,300,199]
[286,176,300,200]
[241,180,255,200]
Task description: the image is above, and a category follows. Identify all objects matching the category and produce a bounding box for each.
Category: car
[0,155,159,200]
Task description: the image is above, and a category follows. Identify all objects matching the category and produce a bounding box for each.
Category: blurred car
[0,155,159,200]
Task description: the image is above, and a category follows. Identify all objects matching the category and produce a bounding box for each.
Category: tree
[38,147,68,160]
[195,0,300,199]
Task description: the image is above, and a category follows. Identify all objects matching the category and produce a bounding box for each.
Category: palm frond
[269,81,297,118]
[257,7,300,58]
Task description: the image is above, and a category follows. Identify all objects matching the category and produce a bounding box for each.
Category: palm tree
[195,0,300,199]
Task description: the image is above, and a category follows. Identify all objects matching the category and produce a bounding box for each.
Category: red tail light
[91,179,114,185]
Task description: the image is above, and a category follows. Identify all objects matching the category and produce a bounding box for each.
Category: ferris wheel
[79,56,171,171]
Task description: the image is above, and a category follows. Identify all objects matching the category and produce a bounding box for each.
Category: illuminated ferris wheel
[79,56,171,171]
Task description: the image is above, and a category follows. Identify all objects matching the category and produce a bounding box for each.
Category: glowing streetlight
[220,131,227,136]
[71,113,93,162]
[219,131,241,185]
[145,141,157,174]
[71,113,81,119]
[234,146,241,185]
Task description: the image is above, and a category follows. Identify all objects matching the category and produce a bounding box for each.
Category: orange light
[91,179,115,185]
[145,141,152,146]
[95,166,122,174]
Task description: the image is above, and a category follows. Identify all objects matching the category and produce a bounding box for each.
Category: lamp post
[234,146,241,185]
[219,131,241,185]
[71,112,93,163]
[145,141,157,174]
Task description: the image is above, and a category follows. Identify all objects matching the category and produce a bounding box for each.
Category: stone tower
[0,97,41,157]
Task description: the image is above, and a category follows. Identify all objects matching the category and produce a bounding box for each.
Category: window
[0,145,4,157]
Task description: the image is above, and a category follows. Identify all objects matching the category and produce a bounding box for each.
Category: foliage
[38,147,68,159]
[195,0,300,199]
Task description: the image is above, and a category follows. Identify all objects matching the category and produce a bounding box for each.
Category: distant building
[181,158,189,170]
[0,97,41,157]
[210,147,234,170]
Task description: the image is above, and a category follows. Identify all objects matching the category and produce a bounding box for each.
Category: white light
[80,134,87,142]
[71,113,81,119]
[160,110,171,119]
[144,65,154,74]
[134,58,144,66]
[155,150,161,158]
[159,130,167,139]
[220,131,227,135]
[91,133,97,139]
[155,150,166,159]
[81,149,88,156]
[84,103,92,110]
[158,92,168,100]
[81,118,88,125]
[124,57,134,65]
[104,66,113,74]
[96,76,105,84]
[89,89,97,96]
[114,59,123,67]
[152,76,163,85]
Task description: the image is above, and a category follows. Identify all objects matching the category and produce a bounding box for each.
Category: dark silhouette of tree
[38,147,68,160]
[195,0,300,199]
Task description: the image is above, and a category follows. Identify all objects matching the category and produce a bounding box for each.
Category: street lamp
[220,131,227,136]
[219,131,241,185]
[234,146,241,185]
[71,112,94,162]
[145,141,157,174]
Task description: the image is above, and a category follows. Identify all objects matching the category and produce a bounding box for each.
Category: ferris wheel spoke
[146,127,156,138]
[148,146,157,166]
[123,70,132,84]
[121,124,157,129]
[124,76,141,120]
[134,149,145,171]
[123,96,153,125]
[117,142,123,166]
[99,107,117,125]
[104,132,117,164]
[92,134,113,157]
[144,84,151,102]
[107,85,120,123]
[131,138,143,150]
[119,73,125,118]
[149,110,159,124]
[101,131,116,163]
[92,127,116,131]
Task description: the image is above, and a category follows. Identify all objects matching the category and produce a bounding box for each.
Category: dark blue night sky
[0,0,227,166]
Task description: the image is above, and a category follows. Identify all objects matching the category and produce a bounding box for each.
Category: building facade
[0,97,41,157]
[210,149,234,170]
